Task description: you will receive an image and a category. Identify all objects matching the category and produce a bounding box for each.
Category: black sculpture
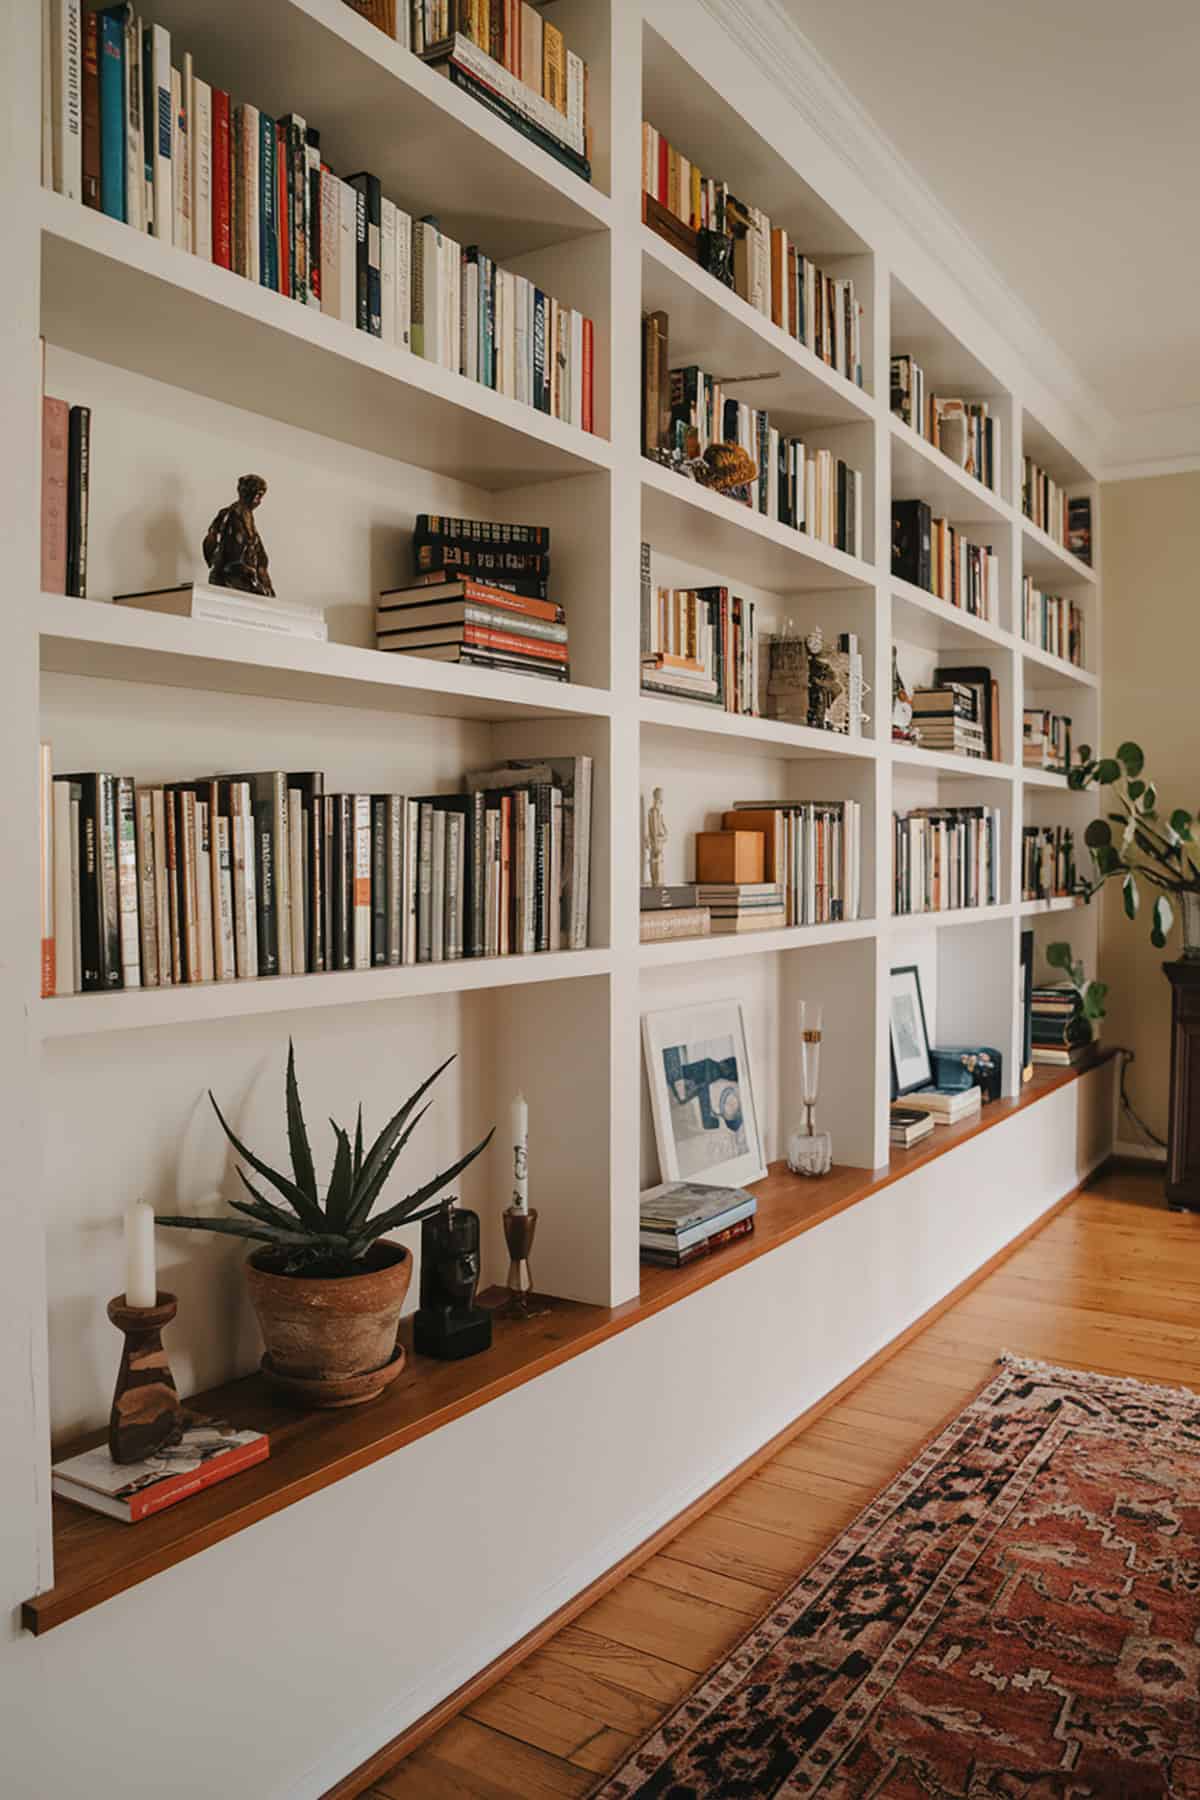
[413,1199,492,1361]
[203,473,275,596]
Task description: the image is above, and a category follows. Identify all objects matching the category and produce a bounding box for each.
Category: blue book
[259,112,277,290]
[98,11,125,222]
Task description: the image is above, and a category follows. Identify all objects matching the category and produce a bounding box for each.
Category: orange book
[542,19,565,112]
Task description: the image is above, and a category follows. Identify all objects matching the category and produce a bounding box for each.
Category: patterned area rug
[594,1355,1200,1798]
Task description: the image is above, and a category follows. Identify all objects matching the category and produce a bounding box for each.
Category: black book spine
[347,178,368,332]
[287,772,325,973]
[72,774,103,990]
[244,778,279,976]
[322,796,334,977]
[836,461,847,553]
[371,796,387,966]
[347,172,381,335]
[332,794,352,971]
[96,771,121,987]
[66,404,91,598]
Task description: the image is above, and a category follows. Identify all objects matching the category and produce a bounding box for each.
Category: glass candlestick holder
[787,1001,833,1177]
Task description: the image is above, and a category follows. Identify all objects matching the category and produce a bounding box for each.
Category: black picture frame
[889,963,933,1096]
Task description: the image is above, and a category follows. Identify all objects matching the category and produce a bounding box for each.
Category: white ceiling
[777,0,1200,436]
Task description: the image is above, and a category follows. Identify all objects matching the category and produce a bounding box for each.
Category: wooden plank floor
[367,1165,1199,1798]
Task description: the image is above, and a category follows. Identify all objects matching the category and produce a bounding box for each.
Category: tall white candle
[511,1092,529,1213]
[125,1201,157,1309]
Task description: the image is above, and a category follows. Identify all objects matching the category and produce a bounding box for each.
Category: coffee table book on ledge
[51,1418,269,1524]
[114,583,329,641]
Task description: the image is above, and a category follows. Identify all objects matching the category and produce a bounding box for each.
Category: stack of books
[376,515,566,683]
[641,125,864,389]
[639,1182,757,1269]
[44,12,595,432]
[1032,984,1093,1066]
[912,685,987,759]
[890,358,1001,493]
[907,1085,982,1127]
[1022,826,1075,901]
[40,747,591,996]
[890,1103,935,1148]
[894,805,1002,914]
[115,582,327,641]
[639,551,758,714]
[1023,580,1084,666]
[640,886,711,945]
[725,801,862,926]
[695,882,786,935]
[1024,710,1072,772]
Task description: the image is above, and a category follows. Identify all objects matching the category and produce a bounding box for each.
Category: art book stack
[1023,580,1084,667]
[376,514,567,682]
[44,7,594,433]
[639,1182,757,1269]
[1022,826,1075,901]
[892,500,999,621]
[1031,984,1093,1066]
[694,882,786,935]
[890,356,1002,493]
[641,124,864,389]
[911,685,987,760]
[639,548,758,714]
[39,744,591,997]
[894,805,1002,914]
[1024,710,1072,772]
[639,886,711,945]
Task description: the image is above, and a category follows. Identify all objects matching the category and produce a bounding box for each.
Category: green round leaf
[1117,742,1145,777]
[1123,872,1140,918]
[1095,759,1121,785]
[1093,844,1121,875]
[1068,768,1089,791]
[1045,941,1073,970]
[1171,809,1194,838]
[1084,819,1112,849]
[1128,779,1145,801]
[1083,981,1109,1021]
[1141,784,1158,813]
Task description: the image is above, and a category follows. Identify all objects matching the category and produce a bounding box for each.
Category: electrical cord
[1116,1047,1167,1152]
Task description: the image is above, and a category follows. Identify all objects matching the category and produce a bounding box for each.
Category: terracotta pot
[246,1241,411,1386]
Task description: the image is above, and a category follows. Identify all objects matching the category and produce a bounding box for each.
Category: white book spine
[53,782,77,995]
[513,274,531,407]
[214,816,236,980]
[116,779,141,989]
[288,789,306,974]
[430,809,446,965]
[337,179,356,327]
[566,50,584,142]
[134,787,159,986]
[230,798,256,979]
[51,0,82,201]
[242,104,260,285]
[352,794,371,971]
[191,75,211,260]
[194,801,214,982]
[170,62,188,250]
[395,207,412,349]
[379,197,396,347]
[571,308,584,429]
[42,0,54,188]
[319,168,339,319]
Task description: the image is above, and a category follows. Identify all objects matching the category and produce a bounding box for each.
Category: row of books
[1023,709,1072,772]
[892,500,999,621]
[1022,460,1092,563]
[45,8,594,431]
[1022,825,1076,902]
[639,566,758,714]
[1031,983,1093,1066]
[890,358,1002,494]
[726,800,863,928]
[40,397,90,598]
[893,806,1003,915]
[38,747,592,997]
[641,123,864,389]
[639,1182,757,1270]
[1023,580,1084,667]
[374,511,566,682]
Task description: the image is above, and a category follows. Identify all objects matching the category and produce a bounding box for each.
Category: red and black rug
[595,1355,1200,1798]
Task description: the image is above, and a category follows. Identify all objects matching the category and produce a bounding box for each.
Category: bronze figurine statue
[203,473,275,596]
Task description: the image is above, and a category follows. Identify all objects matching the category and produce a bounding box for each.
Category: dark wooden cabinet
[1165,960,1200,1211]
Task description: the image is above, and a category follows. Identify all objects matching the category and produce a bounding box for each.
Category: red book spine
[462,626,567,661]
[460,580,559,622]
[276,123,290,298]
[41,398,70,596]
[658,134,669,204]
[128,1436,270,1521]
[581,317,594,434]
[82,11,101,210]
[212,91,232,269]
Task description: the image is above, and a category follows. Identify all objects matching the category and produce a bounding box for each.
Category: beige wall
[1100,471,1200,1144]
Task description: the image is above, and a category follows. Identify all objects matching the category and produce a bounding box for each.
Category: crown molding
[1099,404,1200,483]
[693,0,1117,459]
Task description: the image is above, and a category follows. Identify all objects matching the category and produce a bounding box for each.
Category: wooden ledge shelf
[23,1049,1116,1637]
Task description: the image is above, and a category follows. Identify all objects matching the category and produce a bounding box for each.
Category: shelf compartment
[41,196,612,491]
[23,1050,1117,1636]
[889,417,1012,530]
[1022,767,1071,791]
[1021,641,1098,690]
[1021,517,1097,588]
[639,918,876,967]
[39,948,613,1040]
[638,695,875,761]
[891,903,1015,932]
[641,230,875,431]
[641,460,874,595]
[892,577,1012,654]
[111,0,612,250]
[891,742,1016,782]
[40,593,612,726]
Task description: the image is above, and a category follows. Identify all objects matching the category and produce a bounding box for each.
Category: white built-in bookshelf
[4,0,1113,1725]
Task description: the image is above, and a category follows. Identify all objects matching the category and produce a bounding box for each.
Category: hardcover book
[52,1416,269,1523]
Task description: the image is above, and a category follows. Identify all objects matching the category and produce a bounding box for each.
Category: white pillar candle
[125,1200,157,1309]
[511,1092,529,1213]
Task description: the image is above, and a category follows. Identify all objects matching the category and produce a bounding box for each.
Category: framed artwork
[889,964,933,1096]
[642,999,767,1191]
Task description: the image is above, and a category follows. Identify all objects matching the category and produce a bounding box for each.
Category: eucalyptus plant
[156,1042,494,1278]
[1069,740,1200,948]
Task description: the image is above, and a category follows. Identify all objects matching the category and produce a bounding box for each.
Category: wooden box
[695,830,765,885]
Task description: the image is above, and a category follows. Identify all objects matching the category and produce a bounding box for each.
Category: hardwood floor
[366,1165,1198,1799]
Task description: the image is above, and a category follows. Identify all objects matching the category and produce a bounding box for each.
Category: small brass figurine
[203,473,275,596]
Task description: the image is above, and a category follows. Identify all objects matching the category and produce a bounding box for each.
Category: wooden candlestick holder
[107,1291,183,1465]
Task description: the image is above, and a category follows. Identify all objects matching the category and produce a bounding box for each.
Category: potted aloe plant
[157,1043,493,1406]
[1070,740,1200,956]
